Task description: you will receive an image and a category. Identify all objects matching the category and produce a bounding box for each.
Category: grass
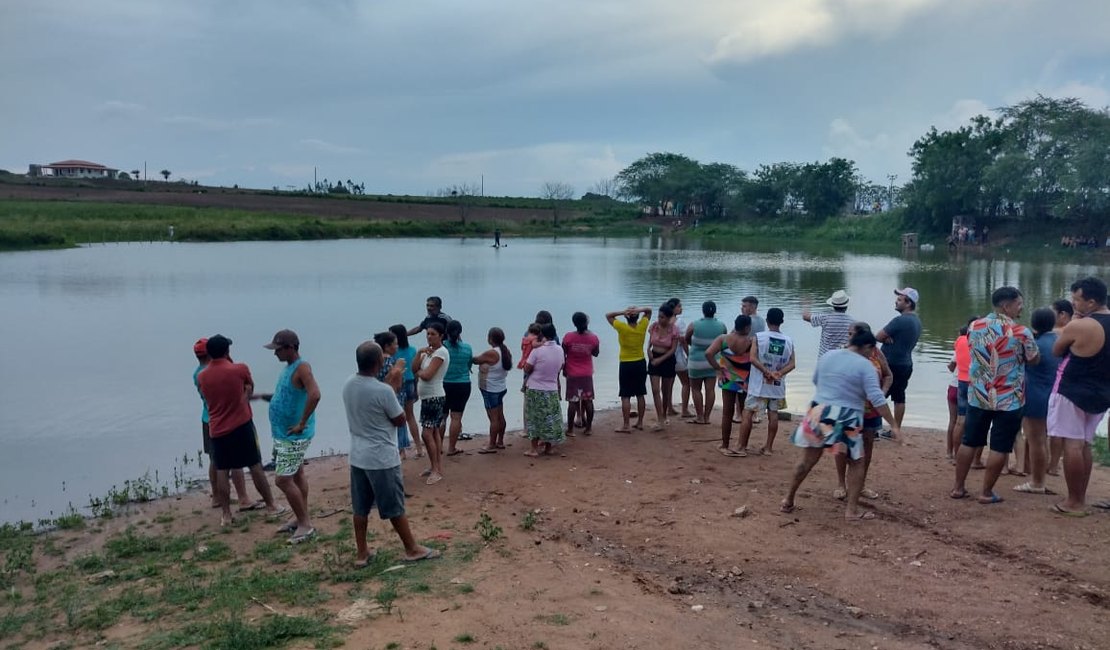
[1096,436,1110,467]
[535,613,570,626]
[520,511,539,531]
[453,633,476,643]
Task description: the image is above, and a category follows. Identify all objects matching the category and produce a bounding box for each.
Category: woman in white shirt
[414,323,450,485]
[473,327,513,454]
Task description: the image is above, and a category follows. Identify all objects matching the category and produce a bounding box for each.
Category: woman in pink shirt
[647,303,681,430]
[523,323,565,456]
[562,312,600,436]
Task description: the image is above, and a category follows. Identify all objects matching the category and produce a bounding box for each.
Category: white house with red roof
[29,160,120,179]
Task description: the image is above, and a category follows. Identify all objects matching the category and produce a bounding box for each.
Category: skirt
[791,402,865,460]
[524,388,565,444]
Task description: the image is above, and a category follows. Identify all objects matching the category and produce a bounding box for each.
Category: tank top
[1055,313,1110,413]
[717,337,751,393]
[649,321,680,350]
[269,359,315,441]
[443,341,473,384]
[479,348,509,393]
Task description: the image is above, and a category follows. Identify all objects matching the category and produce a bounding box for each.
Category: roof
[44,160,113,170]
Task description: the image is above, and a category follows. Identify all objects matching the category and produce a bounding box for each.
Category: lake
[2,236,1107,524]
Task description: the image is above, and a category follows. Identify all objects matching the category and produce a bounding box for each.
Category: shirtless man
[1049,277,1110,516]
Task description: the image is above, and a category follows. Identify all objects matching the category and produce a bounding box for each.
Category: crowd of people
[190,276,1110,561]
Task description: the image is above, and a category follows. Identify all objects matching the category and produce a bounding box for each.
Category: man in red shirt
[197,335,283,526]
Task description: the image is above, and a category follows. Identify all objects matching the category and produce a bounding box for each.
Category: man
[1049,277,1110,516]
[193,338,256,511]
[255,329,321,543]
[606,305,653,432]
[343,341,440,565]
[737,308,795,455]
[877,287,922,432]
[781,329,901,520]
[951,287,1039,505]
[196,335,283,527]
[802,290,854,358]
[741,296,766,335]
[407,296,452,336]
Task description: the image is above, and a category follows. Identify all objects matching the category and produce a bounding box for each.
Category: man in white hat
[803,290,854,358]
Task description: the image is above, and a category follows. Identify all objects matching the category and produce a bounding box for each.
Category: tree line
[600,96,1108,233]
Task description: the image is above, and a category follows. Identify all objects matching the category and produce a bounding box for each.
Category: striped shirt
[809,311,854,358]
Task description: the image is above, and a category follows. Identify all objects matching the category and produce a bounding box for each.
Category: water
[2,236,1107,523]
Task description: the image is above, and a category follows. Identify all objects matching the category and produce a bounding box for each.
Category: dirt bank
[7,409,1109,649]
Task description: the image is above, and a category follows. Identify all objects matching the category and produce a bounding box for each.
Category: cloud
[298,139,363,155]
[161,115,278,132]
[825,117,892,156]
[94,100,145,117]
[1016,80,1110,109]
[706,0,941,65]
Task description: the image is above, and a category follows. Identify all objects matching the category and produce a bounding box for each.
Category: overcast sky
[2,1,1107,196]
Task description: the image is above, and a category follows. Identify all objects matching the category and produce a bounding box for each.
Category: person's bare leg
[952,444,980,496]
[894,402,906,428]
[353,514,372,564]
[718,391,735,451]
[390,515,434,558]
[971,445,986,469]
[951,415,966,462]
[566,401,578,435]
[246,463,278,511]
[404,401,423,456]
[422,427,442,478]
[1008,432,1026,475]
[691,382,705,423]
[1025,418,1048,489]
[783,448,824,511]
[661,376,675,423]
[208,460,220,507]
[1059,439,1093,511]
[650,375,665,428]
[276,468,312,536]
[737,404,755,451]
[762,411,780,454]
[215,468,233,525]
[495,407,507,446]
[230,469,251,505]
[447,412,463,454]
[1047,436,1064,475]
[634,396,646,429]
[582,400,594,434]
[677,370,691,417]
[844,458,870,519]
[946,401,957,460]
[702,379,717,423]
[978,450,1006,502]
[617,397,632,431]
[834,453,848,498]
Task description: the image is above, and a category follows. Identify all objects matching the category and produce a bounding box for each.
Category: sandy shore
[6,408,1110,649]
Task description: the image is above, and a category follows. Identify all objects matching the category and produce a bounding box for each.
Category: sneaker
[459,433,474,441]
[877,430,895,441]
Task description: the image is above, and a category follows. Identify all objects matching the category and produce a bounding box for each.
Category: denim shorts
[480,388,507,409]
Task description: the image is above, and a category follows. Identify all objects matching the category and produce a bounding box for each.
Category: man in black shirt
[407,296,453,337]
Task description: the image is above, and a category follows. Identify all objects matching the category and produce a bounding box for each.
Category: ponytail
[446,320,463,347]
[488,327,513,370]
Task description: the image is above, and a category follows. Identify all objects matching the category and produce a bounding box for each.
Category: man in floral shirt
[951,286,1040,504]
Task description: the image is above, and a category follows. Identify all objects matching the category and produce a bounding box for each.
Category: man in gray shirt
[741,296,766,335]
[343,341,439,567]
[877,287,922,433]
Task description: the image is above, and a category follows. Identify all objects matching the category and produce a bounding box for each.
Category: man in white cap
[803,290,854,358]
[877,288,923,433]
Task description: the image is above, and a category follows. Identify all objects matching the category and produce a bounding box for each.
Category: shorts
[862,416,882,431]
[962,406,1023,453]
[201,421,213,456]
[273,436,312,476]
[400,379,417,404]
[947,385,957,404]
[791,402,865,460]
[210,420,263,471]
[480,388,507,410]
[420,396,447,429]
[887,363,913,404]
[618,360,648,398]
[350,464,406,520]
[1047,393,1107,444]
[745,394,785,413]
[957,380,969,417]
[647,349,677,378]
[444,382,472,413]
[565,376,595,402]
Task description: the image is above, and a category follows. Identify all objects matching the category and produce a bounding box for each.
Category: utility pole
[481,174,484,197]
[314,166,317,193]
[887,174,897,211]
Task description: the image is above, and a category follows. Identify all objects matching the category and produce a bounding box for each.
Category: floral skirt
[524,389,565,444]
[791,402,864,460]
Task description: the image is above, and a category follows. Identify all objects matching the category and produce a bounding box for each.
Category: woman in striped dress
[686,301,727,425]
[706,315,754,456]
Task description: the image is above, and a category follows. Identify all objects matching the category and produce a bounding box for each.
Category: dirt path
[16,409,1110,649]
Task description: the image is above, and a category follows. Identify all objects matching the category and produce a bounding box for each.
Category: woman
[472,327,513,454]
[1013,308,1061,494]
[373,331,411,458]
[782,329,901,520]
[705,315,753,456]
[562,312,600,436]
[523,323,565,457]
[832,322,892,501]
[414,323,450,485]
[1047,299,1073,476]
[389,324,424,458]
[442,320,474,456]
[945,318,974,464]
[666,298,693,419]
[686,301,727,425]
[647,303,681,430]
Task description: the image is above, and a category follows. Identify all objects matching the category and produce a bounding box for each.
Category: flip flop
[266,505,290,519]
[404,547,441,563]
[495,444,507,449]
[275,521,297,534]
[779,502,797,514]
[1012,482,1053,495]
[949,489,969,499]
[425,473,443,485]
[445,449,465,456]
[288,528,317,544]
[613,427,632,433]
[238,500,267,512]
[717,447,743,457]
[477,448,497,454]
[977,492,1004,505]
[846,511,876,521]
[353,553,376,569]
[1050,503,1089,518]
[1092,500,1110,510]
[832,488,847,501]
[860,488,880,500]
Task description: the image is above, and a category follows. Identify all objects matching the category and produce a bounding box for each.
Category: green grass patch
[141,612,341,650]
[535,613,570,626]
[454,632,476,643]
[1095,436,1110,467]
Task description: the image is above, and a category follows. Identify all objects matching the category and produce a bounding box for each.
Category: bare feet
[523,451,540,457]
[759,447,773,456]
[614,426,631,433]
[404,546,441,562]
[779,500,796,514]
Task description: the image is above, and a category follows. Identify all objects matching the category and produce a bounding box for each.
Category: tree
[117,171,131,180]
[541,181,575,227]
[793,158,858,219]
[589,177,619,198]
[130,169,141,181]
[690,162,745,219]
[615,152,700,210]
[159,169,171,181]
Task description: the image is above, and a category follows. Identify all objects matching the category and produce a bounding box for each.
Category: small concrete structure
[901,232,918,249]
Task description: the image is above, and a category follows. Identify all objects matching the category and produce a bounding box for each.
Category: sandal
[1012,482,1052,495]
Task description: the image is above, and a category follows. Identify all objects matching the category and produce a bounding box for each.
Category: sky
[2,0,1108,197]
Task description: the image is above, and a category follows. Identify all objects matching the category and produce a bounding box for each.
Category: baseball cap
[264,329,300,350]
[894,287,920,305]
[193,338,208,355]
